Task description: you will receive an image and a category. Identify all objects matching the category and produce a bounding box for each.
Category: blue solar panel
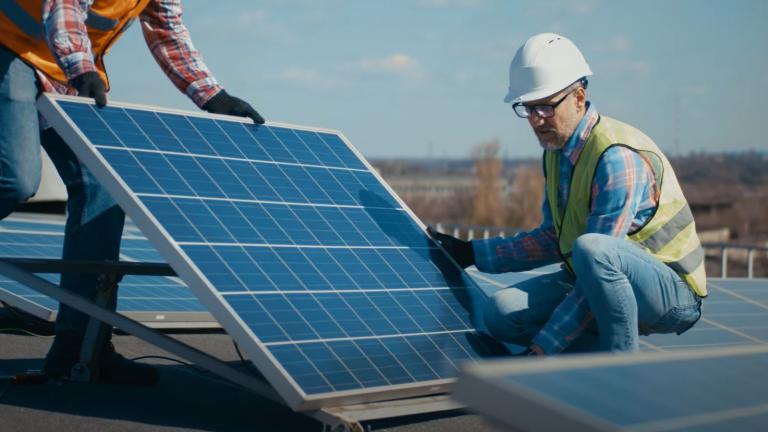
[39,95,503,410]
[456,345,768,431]
[0,214,213,327]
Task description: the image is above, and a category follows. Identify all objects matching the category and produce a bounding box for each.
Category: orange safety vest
[0,0,150,89]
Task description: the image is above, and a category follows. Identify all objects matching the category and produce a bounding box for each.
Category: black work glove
[427,226,475,269]
[70,71,107,107]
[202,90,265,124]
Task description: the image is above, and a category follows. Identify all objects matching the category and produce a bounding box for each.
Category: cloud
[196,9,295,43]
[589,35,631,53]
[565,0,600,14]
[417,0,488,7]
[526,0,600,17]
[275,54,425,91]
[601,60,651,77]
[277,67,346,90]
[353,53,425,79]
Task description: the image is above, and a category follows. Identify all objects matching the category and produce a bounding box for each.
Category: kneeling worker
[431,33,705,355]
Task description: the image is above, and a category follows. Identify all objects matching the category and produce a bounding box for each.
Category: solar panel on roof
[38,94,506,410]
[0,213,215,328]
[455,345,768,431]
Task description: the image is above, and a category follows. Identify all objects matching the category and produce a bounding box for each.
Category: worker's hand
[70,71,107,107]
[202,90,265,124]
[427,226,475,269]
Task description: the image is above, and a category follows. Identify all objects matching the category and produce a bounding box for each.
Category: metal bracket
[0,259,279,398]
[1,258,175,382]
[310,394,464,432]
[70,272,121,382]
[0,258,466,429]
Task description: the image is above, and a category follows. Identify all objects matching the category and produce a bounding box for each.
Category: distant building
[383,173,513,201]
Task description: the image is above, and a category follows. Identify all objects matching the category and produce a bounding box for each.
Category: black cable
[129,355,242,389]
[166,361,243,389]
[1,301,31,325]
[0,301,51,334]
[0,328,53,338]
[232,340,261,376]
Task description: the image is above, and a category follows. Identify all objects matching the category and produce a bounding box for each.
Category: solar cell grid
[40,95,503,409]
[456,345,768,432]
[0,215,210,322]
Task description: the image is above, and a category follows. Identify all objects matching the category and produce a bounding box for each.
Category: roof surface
[0,305,505,432]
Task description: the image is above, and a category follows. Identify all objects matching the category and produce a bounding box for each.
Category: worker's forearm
[140,0,222,107]
[43,0,97,81]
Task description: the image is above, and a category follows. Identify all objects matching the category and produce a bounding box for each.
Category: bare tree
[504,163,544,230]
[471,139,504,227]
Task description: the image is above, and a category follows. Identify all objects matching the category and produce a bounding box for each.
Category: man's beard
[536,133,566,151]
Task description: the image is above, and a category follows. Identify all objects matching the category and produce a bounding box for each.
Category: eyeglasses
[512,88,576,119]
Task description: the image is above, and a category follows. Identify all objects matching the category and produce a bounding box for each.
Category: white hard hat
[504,33,592,104]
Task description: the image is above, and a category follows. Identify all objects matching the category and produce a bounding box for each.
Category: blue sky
[105,0,768,159]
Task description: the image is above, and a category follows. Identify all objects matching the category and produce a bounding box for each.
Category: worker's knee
[483,290,534,345]
[0,174,40,216]
[572,233,619,271]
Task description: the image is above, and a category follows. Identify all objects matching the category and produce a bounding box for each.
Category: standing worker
[430,33,705,355]
[0,0,264,384]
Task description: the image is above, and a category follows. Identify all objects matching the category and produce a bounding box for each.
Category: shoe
[98,342,159,385]
[43,331,83,379]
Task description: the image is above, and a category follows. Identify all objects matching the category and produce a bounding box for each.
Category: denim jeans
[0,45,125,334]
[483,233,702,352]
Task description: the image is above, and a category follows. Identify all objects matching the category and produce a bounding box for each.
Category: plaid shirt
[40,0,222,107]
[473,103,658,354]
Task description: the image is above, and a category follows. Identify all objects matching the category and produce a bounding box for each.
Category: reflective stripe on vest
[0,0,149,87]
[85,11,121,31]
[545,116,707,297]
[667,245,705,274]
[637,204,695,253]
[0,0,42,38]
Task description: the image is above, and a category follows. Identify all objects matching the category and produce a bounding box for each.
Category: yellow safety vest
[544,116,707,297]
[0,0,150,89]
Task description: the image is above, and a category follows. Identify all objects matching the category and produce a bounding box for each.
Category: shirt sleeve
[532,146,655,354]
[532,288,594,354]
[472,187,560,273]
[43,0,97,81]
[140,0,223,107]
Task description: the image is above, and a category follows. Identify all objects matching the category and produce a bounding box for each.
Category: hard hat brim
[504,85,568,105]
[503,73,592,105]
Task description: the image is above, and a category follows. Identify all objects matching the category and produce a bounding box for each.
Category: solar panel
[37,94,505,410]
[466,265,768,352]
[455,345,768,431]
[0,213,216,328]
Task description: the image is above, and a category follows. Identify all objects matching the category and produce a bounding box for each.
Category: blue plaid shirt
[472,103,658,353]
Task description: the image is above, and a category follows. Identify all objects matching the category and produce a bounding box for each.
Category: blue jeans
[483,233,702,352]
[0,45,125,334]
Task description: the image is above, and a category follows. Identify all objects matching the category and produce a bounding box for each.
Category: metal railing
[431,223,767,279]
[433,223,512,241]
[703,243,768,279]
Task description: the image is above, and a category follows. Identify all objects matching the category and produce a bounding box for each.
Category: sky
[104,0,768,159]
